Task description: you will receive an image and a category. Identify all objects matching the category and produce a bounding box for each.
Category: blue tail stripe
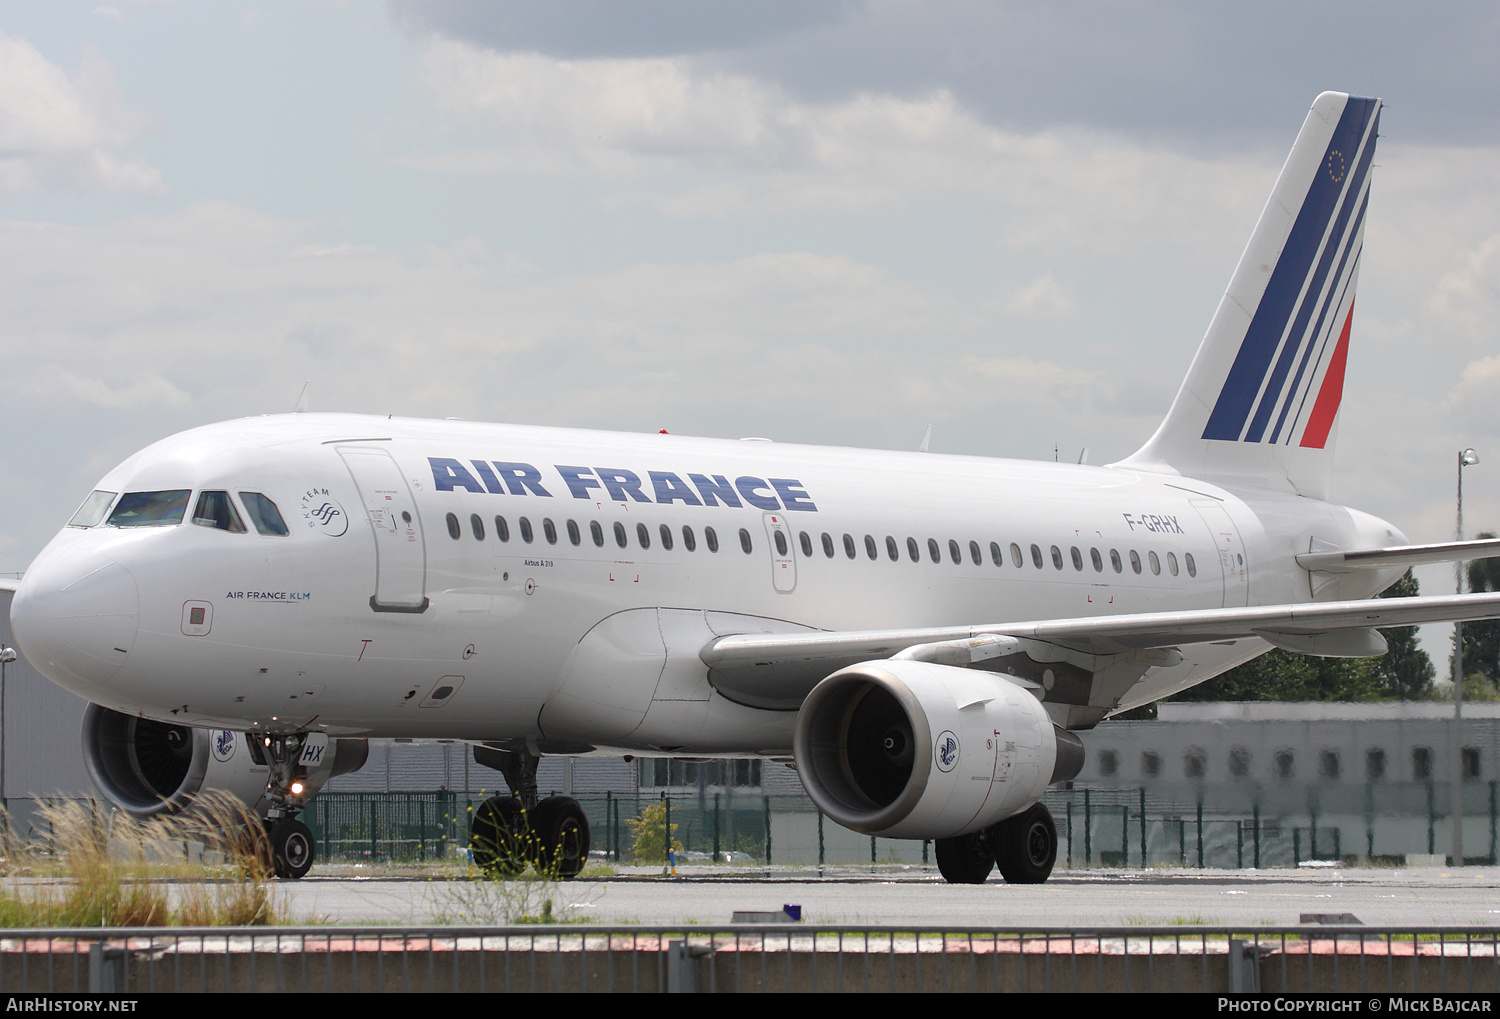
[1269,195,1367,444]
[1250,122,1376,444]
[1201,96,1379,442]
[1244,119,1377,443]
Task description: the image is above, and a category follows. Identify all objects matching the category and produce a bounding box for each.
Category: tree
[1373,570,1436,700]
[1454,533,1500,686]
[1165,568,1436,703]
[626,801,683,863]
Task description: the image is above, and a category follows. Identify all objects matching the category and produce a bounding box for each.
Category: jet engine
[81,704,368,818]
[793,660,1085,840]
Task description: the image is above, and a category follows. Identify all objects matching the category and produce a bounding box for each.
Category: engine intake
[794,660,1083,840]
[82,704,366,818]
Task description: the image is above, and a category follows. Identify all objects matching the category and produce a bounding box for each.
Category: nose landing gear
[259,733,314,879]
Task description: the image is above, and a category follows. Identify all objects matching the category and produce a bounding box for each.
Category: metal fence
[3,925,1499,993]
[298,782,1500,868]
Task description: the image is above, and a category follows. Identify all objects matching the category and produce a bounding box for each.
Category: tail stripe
[1246,134,1375,444]
[1272,201,1368,447]
[1268,196,1366,445]
[1201,96,1380,442]
[1298,301,1355,449]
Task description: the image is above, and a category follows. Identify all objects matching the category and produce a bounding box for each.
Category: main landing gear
[934,803,1058,885]
[259,733,315,880]
[469,747,591,880]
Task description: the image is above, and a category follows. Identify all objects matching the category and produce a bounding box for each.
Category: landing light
[290,781,305,796]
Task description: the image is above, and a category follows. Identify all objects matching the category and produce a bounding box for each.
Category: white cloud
[1005,274,1076,320]
[409,40,1273,250]
[0,31,160,196]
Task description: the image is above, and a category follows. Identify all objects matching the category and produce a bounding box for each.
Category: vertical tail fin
[1114,92,1381,500]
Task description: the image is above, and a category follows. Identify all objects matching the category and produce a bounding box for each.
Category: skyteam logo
[935,730,959,773]
[300,487,348,537]
[1202,95,1380,451]
[211,730,236,763]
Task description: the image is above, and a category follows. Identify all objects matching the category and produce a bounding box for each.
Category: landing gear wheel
[935,829,996,884]
[470,796,530,877]
[269,818,315,880]
[994,803,1057,884]
[529,796,591,879]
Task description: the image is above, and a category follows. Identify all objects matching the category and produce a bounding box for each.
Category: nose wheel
[259,733,315,879]
[268,817,315,879]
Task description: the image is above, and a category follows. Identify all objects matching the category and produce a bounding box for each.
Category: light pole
[0,646,13,815]
[1453,447,1480,865]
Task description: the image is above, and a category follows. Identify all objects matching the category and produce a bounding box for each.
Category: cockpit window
[107,490,191,527]
[238,492,289,536]
[192,491,246,533]
[68,490,117,528]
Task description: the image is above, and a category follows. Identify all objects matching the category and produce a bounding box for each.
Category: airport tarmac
[272,864,1500,928]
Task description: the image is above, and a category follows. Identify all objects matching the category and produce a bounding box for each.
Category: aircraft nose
[12,548,139,693]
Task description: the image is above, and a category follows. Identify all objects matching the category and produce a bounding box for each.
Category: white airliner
[9,91,1500,883]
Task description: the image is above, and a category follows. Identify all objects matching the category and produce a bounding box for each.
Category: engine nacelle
[793,660,1084,840]
[81,704,368,818]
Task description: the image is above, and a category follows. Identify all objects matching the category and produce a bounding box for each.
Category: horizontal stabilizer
[1297,537,1500,573]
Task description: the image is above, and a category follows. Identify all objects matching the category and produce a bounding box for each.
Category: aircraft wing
[700,591,1500,709]
[0,578,19,594]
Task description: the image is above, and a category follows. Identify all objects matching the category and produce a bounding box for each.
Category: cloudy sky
[2,1,1499,663]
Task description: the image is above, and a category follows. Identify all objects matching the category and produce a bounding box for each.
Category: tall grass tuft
[0,792,283,927]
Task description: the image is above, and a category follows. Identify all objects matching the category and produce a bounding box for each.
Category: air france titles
[427,459,818,513]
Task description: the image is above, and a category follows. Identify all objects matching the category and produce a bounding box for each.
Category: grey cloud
[393,0,1500,148]
[388,0,852,58]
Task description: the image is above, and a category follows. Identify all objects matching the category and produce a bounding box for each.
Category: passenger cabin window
[637,523,651,549]
[239,493,288,536]
[1070,546,1083,571]
[683,526,697,552]
[1110,549,1122,573]
[844,534,857,559]
[822,533,835,558]
[775,530,788,556]
[519,518,534,543]
[471,514,486,541]
[928,538,941,564]
[739,528,753,554]
[1129,550,1142,574]
[948,539,961,565]
[109,490,191,528]
[192,491,246,533]
[69,490,117,528]
[543,519,558,545]
[660,523,674,551]
[567,520,580,546]
[1185,552,1197,577]
[590,521,604,546]
[800,532,813,557]
[1090,548,1103,572]
[1011,543,1023,568]
[969,540,982,566]
[886,536,899,561]
[445,512,461,540]
[864,534,877,560]
[614,521,628,548]
[1148,551,1161,575]
[990,541,1003,567]
[706,526,719,552]
[496,516,511,542]
[1167,552,1179,576]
